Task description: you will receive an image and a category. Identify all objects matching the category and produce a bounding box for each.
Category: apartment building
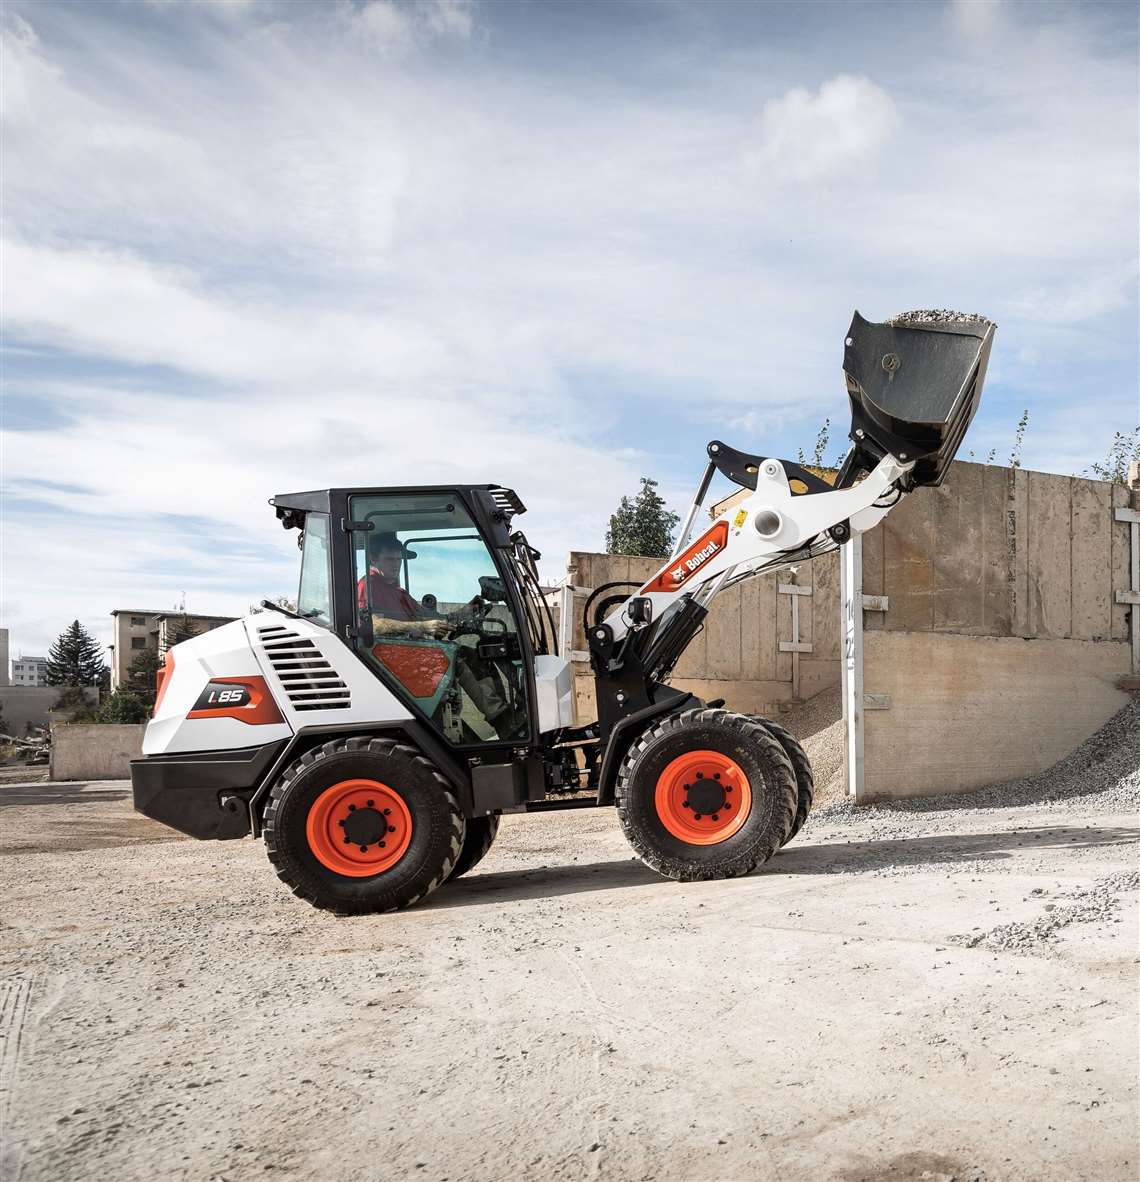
[109,609,236,689]
[11,655,49,686]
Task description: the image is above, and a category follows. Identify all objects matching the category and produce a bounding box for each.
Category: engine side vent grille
[256,624,351,712]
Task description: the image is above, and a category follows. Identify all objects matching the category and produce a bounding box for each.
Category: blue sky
[2,0,1137,660]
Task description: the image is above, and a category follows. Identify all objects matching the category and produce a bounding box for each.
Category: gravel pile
[812,698,1140,826]
[888,309,993,329]
[778,686,845,806]
[951,869,1140,954]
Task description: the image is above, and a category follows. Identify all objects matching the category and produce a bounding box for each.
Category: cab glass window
[350,493,527,744]
[296,513,332,627]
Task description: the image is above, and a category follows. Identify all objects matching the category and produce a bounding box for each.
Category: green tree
[126,648,162,711]
[606,477,680,559]
[1085,428,1140,485]
[45,620,108,688]
[95,690,149,724]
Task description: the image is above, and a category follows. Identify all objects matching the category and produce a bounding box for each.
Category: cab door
[348,491,530,746]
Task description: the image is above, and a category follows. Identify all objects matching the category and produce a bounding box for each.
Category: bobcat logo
[644,521,729,594]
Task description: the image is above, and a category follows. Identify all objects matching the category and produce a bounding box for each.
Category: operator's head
[369,531,406,583]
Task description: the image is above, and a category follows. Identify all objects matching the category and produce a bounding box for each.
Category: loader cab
[274,485,538,751]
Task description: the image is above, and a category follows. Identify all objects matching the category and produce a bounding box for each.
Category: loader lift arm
[578,308,995,796]
[582,448,911,745]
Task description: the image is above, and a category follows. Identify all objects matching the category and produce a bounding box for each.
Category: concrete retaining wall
[50,724,145,782]
[856,462,1135,801]
[861,632,1130,800]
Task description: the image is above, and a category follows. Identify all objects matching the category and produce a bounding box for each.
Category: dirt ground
[1,780,1137,1182]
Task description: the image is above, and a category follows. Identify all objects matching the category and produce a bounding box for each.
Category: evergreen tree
[52,685,97,722]
[45,620,109,687]
[126,648,162,710]
[606,477,680,559]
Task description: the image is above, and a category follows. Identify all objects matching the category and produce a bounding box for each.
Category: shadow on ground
[423,824,1140,910]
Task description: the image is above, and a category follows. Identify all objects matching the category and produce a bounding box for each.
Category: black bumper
[131,742,287,840]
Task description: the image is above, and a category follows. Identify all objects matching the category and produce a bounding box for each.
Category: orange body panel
[153,650,175,717]
[642,520,729,594]
[373,642,451,699]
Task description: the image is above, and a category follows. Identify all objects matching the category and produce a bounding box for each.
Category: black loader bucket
[839,309,995,488]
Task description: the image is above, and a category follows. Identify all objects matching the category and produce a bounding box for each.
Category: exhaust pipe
[838,309,995,489]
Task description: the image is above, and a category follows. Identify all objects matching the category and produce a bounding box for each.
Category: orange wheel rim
[306,779,413,877]
[654,750,752,846]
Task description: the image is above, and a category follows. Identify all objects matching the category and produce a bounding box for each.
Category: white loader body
[144,615,575,758]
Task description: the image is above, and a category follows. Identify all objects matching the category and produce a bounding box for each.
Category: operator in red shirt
[357,529,516,735]
[357,531,430,625]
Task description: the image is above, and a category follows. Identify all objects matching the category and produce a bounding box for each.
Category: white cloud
[948,0,1007,43]
[343,0,474,55]
[0,0,1136,656]
[752,74,898,182]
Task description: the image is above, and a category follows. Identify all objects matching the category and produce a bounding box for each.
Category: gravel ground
[810,700,1140,834]
[1,761,1137,1182]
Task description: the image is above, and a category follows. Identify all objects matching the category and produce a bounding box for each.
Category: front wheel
[263,736,465,914]
[615,708,797,882]
[752,716,814,846]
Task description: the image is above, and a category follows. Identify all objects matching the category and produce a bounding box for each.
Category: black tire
[447,815,500,882]
[263,736,465,915]
[753,717,814,845]
[615,708,797,882]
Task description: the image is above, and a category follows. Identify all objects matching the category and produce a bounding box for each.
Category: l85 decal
[193,682,251,711]
[186,676,285,725]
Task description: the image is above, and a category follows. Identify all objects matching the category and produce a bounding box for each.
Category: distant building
[11,655,48,687]
[0,628,8,687]
[109,609,237,689]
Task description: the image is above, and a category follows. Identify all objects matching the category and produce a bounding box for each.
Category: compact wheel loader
[131,310,994,913]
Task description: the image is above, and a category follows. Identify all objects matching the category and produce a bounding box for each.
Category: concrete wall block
[775,580,793,681]
[860,522,886,631]
[1110,484,1133,642]
[980,463,1013,635]
[1008,466,1031,637]
[50,723,146,782]
[813,551,842,659]
[705,582,743,680]
[1026,470,1073,639]
[861,631,1129,801]
[1070,477,1113,640]
[881,484,936,632]
[932,463,987,633]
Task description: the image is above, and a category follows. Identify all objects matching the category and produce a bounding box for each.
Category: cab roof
[269,485,526,523]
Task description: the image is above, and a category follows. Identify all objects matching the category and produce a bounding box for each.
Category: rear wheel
[447,815,500,882]
[615,708,797,881]
[264,736,464,914]
[753,717,814,845]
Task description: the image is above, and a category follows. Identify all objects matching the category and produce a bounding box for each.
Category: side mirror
[479,576,507,603]
[421,593,438,612]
